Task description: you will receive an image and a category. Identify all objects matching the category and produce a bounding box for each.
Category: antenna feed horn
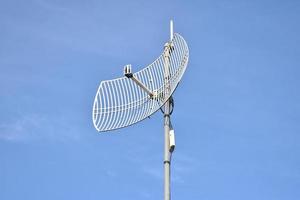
[124,64,133,78]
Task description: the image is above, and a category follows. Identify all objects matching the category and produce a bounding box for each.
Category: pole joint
[164,113,170,118]
[164,160,170,164]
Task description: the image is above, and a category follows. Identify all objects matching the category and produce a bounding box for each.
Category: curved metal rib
[93,33,189,132]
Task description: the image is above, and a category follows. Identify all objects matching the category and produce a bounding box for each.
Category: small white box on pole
[169,129,175,152]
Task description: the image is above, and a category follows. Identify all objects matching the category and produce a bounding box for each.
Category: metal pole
[164,101,171,200]
[170,20,173,41]
[163,20,173,200]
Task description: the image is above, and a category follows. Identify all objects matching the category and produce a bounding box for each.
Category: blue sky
[1,0,300,199]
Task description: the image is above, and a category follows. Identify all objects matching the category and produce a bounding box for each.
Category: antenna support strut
[124,64,154,98]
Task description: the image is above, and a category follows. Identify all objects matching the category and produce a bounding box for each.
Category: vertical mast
[164,20,173,200]
[170,20,173,41]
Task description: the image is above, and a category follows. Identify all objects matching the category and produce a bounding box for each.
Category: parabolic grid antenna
[92,21,189,200]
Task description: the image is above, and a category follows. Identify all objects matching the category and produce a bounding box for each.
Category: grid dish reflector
[93,33,189,132]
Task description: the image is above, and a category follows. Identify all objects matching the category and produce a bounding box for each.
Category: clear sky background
[1,0,300,199]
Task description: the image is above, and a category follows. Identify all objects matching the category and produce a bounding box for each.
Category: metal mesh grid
[93,33,189,132]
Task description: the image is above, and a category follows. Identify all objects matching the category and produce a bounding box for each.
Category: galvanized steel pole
[163,20,173,200]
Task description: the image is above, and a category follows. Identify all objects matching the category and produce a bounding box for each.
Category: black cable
[159,96,175,115]
[169,96,174,115]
